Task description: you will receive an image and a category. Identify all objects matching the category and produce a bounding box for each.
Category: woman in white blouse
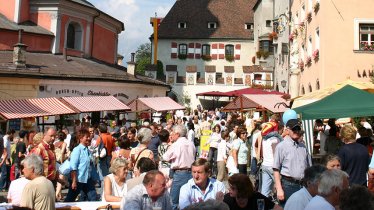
[102,158,129,202]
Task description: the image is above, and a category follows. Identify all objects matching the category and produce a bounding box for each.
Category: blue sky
[90,0,175,65]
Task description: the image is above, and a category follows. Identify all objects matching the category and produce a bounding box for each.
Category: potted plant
[298,59,305,70]
[360,42,374,51]
[201,54,212,61]
[306,56,312,66]
[269,31,278,40]
[306,12,312,22]
[256,51,263,59]
[178,54,187,60]
[313,1,320,14]
[312,49,319,61]
[225,54,234,62]
[262,51,270,59]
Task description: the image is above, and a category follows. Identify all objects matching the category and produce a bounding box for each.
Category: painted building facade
[289,0,374,97]
[149,0,275,109]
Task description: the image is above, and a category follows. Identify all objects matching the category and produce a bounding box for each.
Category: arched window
[225,44,234,56]
[66,22,82,50]
[316,79,320,90]
[308,83,312,92]
[301,85,305,95]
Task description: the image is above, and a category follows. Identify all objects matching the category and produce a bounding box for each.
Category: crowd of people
[0,109,374,210]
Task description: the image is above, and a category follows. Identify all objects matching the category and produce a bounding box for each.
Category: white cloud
[90,0,173,65]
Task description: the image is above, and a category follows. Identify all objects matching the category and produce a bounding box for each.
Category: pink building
[289,0,374,97]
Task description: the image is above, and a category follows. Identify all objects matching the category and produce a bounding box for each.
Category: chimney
[13,29,28,68]
[126,52,136,75]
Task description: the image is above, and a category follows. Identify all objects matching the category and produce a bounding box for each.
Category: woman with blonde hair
[102,157,129,202]
[338,125,370,186]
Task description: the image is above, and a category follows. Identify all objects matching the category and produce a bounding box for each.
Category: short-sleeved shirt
[30,141,57,181]
[284,187,312,210]
[179,178,226,209]
[7,177,30,205]
[20,176,55,210]
[70,143,91,183]
[223,192,275,210]
[304,195,335,210]
[273,136,311,180]
[232,138,248,165]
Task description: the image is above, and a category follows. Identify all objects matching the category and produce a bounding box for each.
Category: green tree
[135,43,151,75]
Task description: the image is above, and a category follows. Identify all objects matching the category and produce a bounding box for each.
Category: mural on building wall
[207,74,214,85]
[167,76,175,84]
[226,75,233,85]
[245,75,251,86]
[188,74,195,85]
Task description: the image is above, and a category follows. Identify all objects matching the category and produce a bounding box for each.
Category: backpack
[97,136,107,160]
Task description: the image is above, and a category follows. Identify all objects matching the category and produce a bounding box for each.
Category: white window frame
[208,22,217,29]
[245,23,254,30]
[354,18,374,50]
[178,22,187,28]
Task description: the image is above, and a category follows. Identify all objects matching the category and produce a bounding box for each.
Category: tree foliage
[135,43,151,75]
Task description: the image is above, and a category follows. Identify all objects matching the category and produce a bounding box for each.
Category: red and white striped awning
[0,97,78,120]
[127,97,185,112]
[61,96,130,112]
[223,94,289,113]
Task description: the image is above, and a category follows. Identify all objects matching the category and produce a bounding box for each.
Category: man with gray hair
[163,124,196,210]
[285,165,327,210]
[304,169,349,210]
[20,154,55,210]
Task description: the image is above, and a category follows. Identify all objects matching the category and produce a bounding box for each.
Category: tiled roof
[157,0,256,39]
[0,51,168,87]
[166,65,177,71]
[224,66,235,73]
[205,65,216,73]
[186,65,197,73]
[0,14,54,36]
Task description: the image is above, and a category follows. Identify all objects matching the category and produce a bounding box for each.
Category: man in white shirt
[0,129,14,191]
[304,169,349,210]
[285,165,327,210]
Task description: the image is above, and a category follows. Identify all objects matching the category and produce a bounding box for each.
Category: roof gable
[158,0,256,39]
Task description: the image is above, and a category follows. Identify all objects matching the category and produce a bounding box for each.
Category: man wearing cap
[273,119,312,207]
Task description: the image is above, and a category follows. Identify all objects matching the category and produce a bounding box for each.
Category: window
[309,83,312,92]
[360,24,374,49]
[202,44,210,56]
[282,43,289,54]
[259,40,274,54]
[266,20,272,27]
[245,23,254,30]
[178,22,187,28]
[225,45,234,56]
[66,22,82,50]
[301,86,305,95]
[315,27,320,49]
[254,74,262,80]
[208,22,217,29]
[216,73,222,81]
[316,79,320,90]
[178,44,187,55]
[308,36,312,56]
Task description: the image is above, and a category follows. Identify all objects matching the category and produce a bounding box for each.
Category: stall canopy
[294,85,374,120]
[61,96,130,112]
[223,94,288,113]
[0,97,78,120]
[127,97,185,112]
[292,79,374,108]
[196,91,231,97]
[225,87,284,97]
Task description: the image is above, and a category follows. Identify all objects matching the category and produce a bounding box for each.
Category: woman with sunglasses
[231,126,249,175]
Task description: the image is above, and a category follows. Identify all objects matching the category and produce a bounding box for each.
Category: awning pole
[240,96,244,119]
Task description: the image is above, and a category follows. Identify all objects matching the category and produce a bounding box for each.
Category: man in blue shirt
[179,158,225,209]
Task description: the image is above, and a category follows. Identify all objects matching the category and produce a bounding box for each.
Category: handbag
[59,158,72,176]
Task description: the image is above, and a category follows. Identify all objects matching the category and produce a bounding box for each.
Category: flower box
[298,60,305,70]
[306,56,312,66]
[269,31,278,40]
[178,54,187,60]
[225,55,234,62]
[360,42,374,51]
[312,49,319,61]
[306,12,312,23]
[201,54,212,61]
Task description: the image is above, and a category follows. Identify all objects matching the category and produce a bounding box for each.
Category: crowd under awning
[127,97,185,112]
[61,96,130,113]
[0,97,78,120]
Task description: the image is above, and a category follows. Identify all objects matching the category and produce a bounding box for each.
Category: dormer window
[66,22,83,50]
[178,22,187,28]
[245,23,254,30]
[208,22,217,29]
